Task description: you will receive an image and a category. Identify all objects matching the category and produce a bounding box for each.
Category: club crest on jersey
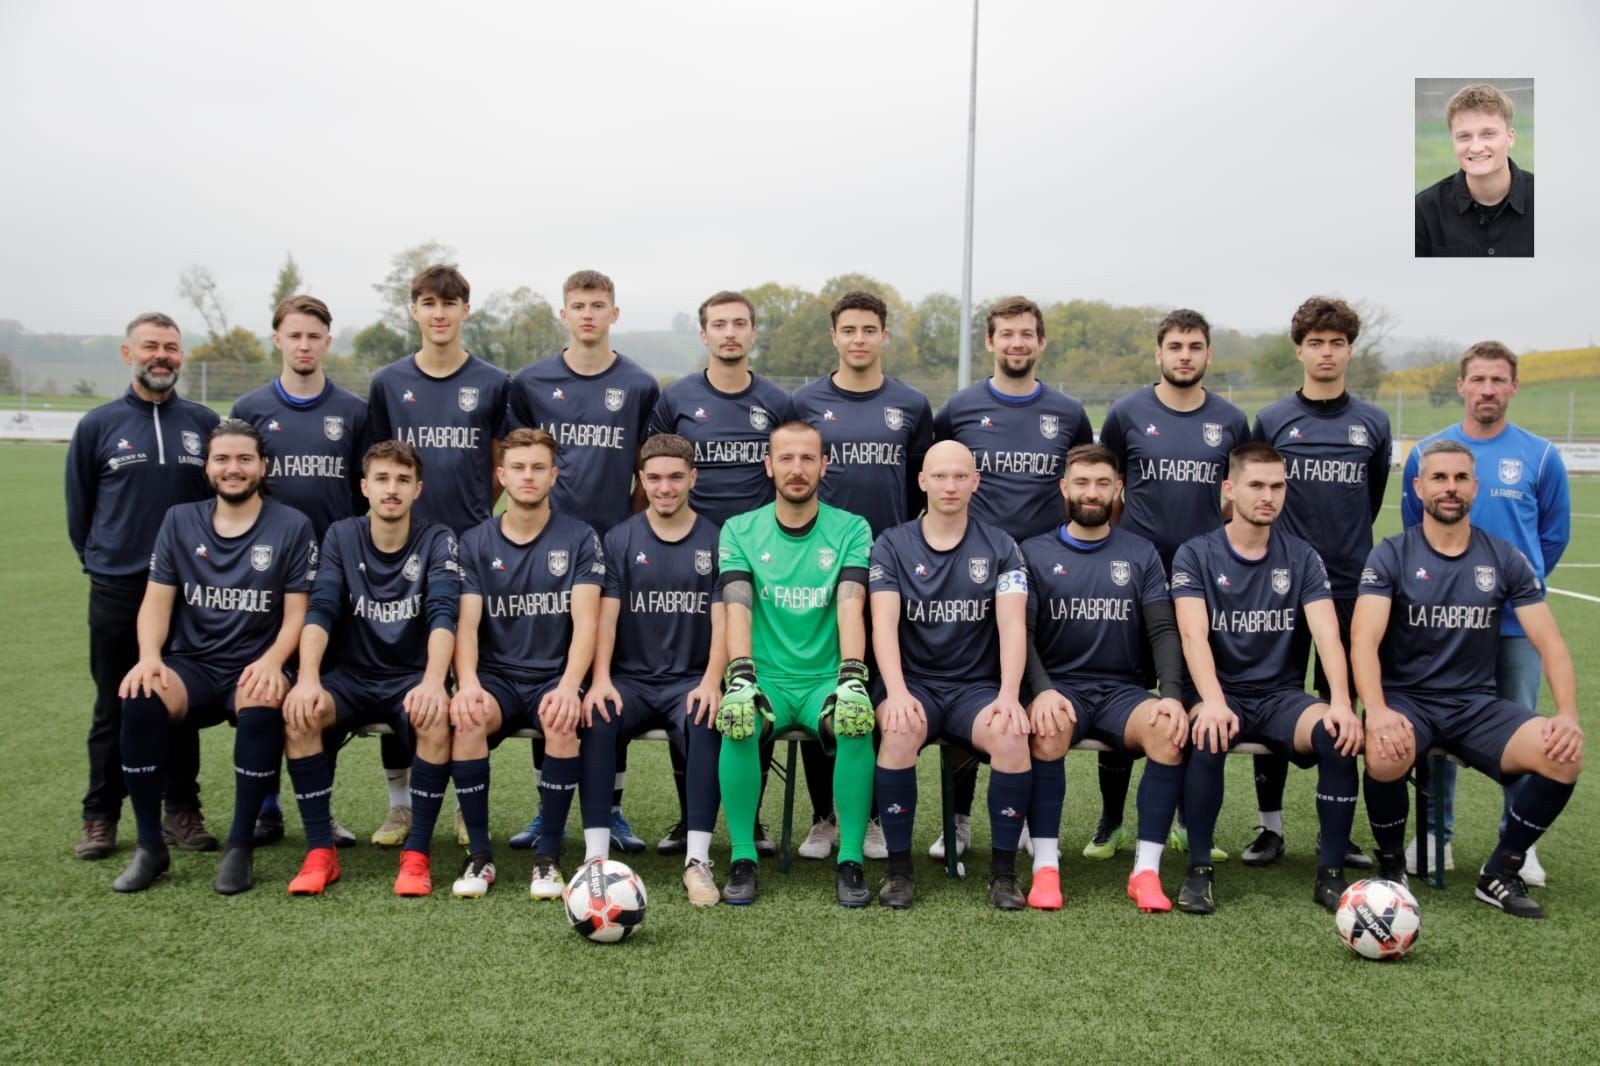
[1271,568,1291,595]
[1498,458,1522,485]
[251,545,273,572]
[1110,560,1130,586]
[458,387,479,412]
[547,550,569,577]
[324,416,344,441]
[968,557,990,583]
[267,419,282,432]
[695,550,714,576]
[605,388,625,412]
[403,553,422,581]
[1039,415,1059,440]
[818,547,836,569]
[1203,423,1223,448]
[182,431,201,456]
[749,406,771,431]
[1348,424,1369,447]
[883,406,904,431]
[1475,566,1496,592]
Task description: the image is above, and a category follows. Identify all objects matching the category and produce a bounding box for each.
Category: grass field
[2,442,1598,1063]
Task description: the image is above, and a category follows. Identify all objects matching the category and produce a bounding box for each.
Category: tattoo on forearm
[837,581,865,602]
[724,580,753,609]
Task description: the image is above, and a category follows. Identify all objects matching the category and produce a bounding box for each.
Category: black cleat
[1177,864,1215,914]
[754,823,777,858]
[988,872,1026,911]
[1375,850,1409,889]
[724,859,759,905]
[1241,827,1284,867]
[213,845,255,895]
[1476,855,1544,919]
[112,845,171,893]
[253,808,285,847]
[878,870,916,909]
[656,821,687,856]
[835,861,871,908]
[1313,865,1347,913]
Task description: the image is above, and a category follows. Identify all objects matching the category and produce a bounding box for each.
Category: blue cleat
[509,813,553,850]
[610,807,646,854]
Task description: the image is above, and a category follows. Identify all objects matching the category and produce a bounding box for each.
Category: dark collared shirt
[1415,158,1533,258]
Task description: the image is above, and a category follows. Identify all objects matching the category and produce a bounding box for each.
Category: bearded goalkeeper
[715,420,876,907]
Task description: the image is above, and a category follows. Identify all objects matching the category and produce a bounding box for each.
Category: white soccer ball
[564,859,648,944]
[1336,878,1421,960]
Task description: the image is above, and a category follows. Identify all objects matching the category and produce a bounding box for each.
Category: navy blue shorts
[906,678,999,749]
[480,671,564,747]
[165,655,241,728]
[1228,687,1323,767]
[602,677,705,747]
[322,668,420,745]
[1385,690,1536,783]
[1054,677,1152,752]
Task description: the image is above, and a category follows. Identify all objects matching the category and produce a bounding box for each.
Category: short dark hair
[1289,297,1360,346]
[1064,443,1119,476]
[501,426,559,462]
[564,270,615,299]
[698,291,754,329]
[1228,442,1284,478]
[362,439,424,478]
[208,417,266,458]
[410,265,470,304]
[1421,438,1475,470]
[272,295,332,331]
[829,290,887,329]
[638,433,694,471]
[1156,309,1210,346]
[985,296,1045,339]
[768,419,823,447]
[126,312,180,338]
[1458,340,1518,382]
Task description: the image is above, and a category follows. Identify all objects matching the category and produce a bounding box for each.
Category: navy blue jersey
[869,517,1028,684]
[65,389,219,585]
[309,517,460,679]
[1359,526,1543,696]
[1170,527,1332,693]
[365,355,510,536]
[602,512,721,684]
[459,511,605,681]
[644,372,792,526]
[149,498,316,674]
[1022,525,1169,684]
[1100,386,1250,568]
[1252,392,1392,596]
[231,379,368,540]
[507,352,660,535]
[933,379,1094,542]
[790,373,935,538]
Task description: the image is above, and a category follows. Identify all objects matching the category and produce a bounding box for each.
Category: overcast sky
[2,0,1596,352]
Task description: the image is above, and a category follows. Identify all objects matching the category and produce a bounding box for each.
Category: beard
[1237,507,1277,527]
[213,479,261,504]
[136,362,180,394]
[1159,364,1205,388]
[777,480,818,504]
[996,356,1036,380]
[1424,494,1471,524]
[1066,497,1110,527]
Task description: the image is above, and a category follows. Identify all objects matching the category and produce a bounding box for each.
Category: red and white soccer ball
[1336,878,1421,960]
[564,859,648,944]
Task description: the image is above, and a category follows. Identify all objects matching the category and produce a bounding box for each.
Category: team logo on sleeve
[182,431,201,456]
[968,557,990,583]
[1271,568,1291,595]
[251,545,273,572]
[869,564,884,582]
[1110,560,1130,586]
[323,416,344,441]
[605,388,625,412]
[1039,415,1059,440]
[1348,424,1369,447]
[307,540,319,570]
[1360,568,1379,585]
[1170,571,1192,588]
[458,387,479,412]
[695,550,714,576]
[883,407,905,430]
[1498,458,1522,485]
[749,407,771,431]
[403,553,422,581]
[1203,423,1223,448]
[1475,566,1497,592]
[548,550,569,577]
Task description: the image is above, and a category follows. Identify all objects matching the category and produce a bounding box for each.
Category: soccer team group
[66,267,1583,918]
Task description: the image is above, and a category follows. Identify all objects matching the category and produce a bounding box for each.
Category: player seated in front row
[112,419,315,894]
[1170,443,1363,914]
[1356,440,1582,919]
[447,427,605,900]
[280,439,460,897]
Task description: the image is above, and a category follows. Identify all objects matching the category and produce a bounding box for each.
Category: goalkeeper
[715,421,876,908]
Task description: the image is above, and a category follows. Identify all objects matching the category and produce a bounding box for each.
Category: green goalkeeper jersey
[718,501,872,682]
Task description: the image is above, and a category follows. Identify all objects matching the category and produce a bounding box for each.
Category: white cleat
[1404,835,1455,874]
[1520,844,1547,887]
[528,858,565,900]
[797,814,838,860]
[928,814,971,861]
[451,854,495,898]
[863,818,889,861]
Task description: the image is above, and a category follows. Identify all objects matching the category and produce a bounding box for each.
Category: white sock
[1032,837,1060,871]
[583,827,610,863]
[386,768,411,809]
[1134,839,1164,875]
[1259,810,1284,835]
[686,830,713,866]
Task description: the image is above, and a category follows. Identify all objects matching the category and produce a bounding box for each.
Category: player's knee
[988,732,1029,771]
[1144,733,1182,766]
[1541,755,1582,784]
[1310,724,1353,766]
[878,729,922,764]
[1030,732,1070,762]
[1362,750,1410,783]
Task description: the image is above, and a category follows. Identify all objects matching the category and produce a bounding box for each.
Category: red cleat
[288,847,341,896]
[1027,866,1063,910]
[394,849,432,897]
[1127,868,1171,912]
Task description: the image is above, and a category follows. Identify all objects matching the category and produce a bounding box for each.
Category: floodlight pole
[957,0,979,390]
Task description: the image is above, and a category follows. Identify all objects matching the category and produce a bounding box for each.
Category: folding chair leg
[1428,751,1448,890]
[779,739,798,875]
[940,746,960,880]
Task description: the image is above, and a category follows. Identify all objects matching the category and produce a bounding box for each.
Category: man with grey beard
[66,312,221,860]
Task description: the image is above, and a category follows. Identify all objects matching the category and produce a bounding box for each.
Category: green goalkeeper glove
[716,657,772,740]
[824,658,875,738]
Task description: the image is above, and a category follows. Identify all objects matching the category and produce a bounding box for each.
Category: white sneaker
[1520,844,1547,887]
[528,858,565,900]
[329,817,357,848]
[797,814,838,860]
[1404,835,1454,874]
[928,814,971,860]
[451,854,495,898]
[1019,821,1034,857]
[863,818,889,860]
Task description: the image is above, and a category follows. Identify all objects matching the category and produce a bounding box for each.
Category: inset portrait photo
[1415,78,1534,258]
